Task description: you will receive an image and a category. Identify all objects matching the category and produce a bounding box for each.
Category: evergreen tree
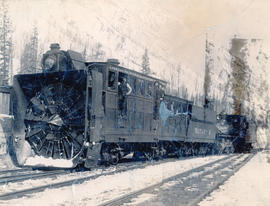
[82,45,87,61]
[141,48,151,75]
[36,43,44,73]
[90,42,105,61]
[20,26,39,74]
[176,64,181,96]
[0,0,12,85]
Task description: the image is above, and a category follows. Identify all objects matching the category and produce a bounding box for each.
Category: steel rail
[98,155,236,206]
[0,170,70,184]
[0,168,32,175]
[0,156,182,200]
[187,152,255,206]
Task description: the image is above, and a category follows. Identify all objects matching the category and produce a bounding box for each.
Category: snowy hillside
[10,0,204,99]
[7,0,270,147]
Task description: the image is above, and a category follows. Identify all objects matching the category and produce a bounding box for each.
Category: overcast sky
[7,0,270,74]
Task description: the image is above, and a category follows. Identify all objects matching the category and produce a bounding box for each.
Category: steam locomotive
[11,44,256,168]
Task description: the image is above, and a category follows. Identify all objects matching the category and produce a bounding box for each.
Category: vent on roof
[107,59,120,65]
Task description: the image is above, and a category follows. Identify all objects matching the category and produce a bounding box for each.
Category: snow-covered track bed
[0,169,70,185]
[0,157,181,201]
[99,153,255,206]
[0,168,33,175]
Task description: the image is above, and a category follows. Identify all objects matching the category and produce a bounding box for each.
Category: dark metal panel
[106,92,117,109]
[191,105,217,123]
[192,106,204,121]
[90,70,104,142]
[158,115,183,141]
[104,133,156,143]
[127,96,136,112]
[144,113,152,132]
[204,108,217,123]
[136,99,144,113]
[158,135,185,142]
[135,112,144,130]
[67,50,85,70]
[104,109,116,129]
[187,121,216,143]
[144,100,153,114]
[12,76,28,135]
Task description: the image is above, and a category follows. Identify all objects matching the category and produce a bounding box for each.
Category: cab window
[128,76,136,95]
[108,70,117,90]
[136,78,145,96]
[146,81,153,98]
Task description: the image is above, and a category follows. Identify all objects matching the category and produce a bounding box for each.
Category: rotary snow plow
[11,44,103,168]
[13,71,85,165]
[8,43,257,169]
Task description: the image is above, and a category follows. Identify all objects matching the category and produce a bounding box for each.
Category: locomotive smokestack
[50,43,60,50]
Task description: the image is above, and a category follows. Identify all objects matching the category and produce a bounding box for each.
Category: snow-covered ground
[0,114,16,170]
[2,155,226,206]
[199,150,270,206]
[1,151,270,206]
[24,156,74,168]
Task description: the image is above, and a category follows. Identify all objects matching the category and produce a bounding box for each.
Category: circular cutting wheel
[24,83,86,160]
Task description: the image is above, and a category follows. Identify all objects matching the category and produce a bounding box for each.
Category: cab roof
[85,61,167,86]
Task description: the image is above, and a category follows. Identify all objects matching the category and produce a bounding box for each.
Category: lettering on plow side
[194,127,211,136]
[159,101,174,126]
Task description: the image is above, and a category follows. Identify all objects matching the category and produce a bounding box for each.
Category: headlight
[44,55,56,70]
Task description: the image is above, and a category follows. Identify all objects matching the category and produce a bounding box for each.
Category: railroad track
[98,152,255,206]
[0,169,70,184]
[0,168,33,175]
[0,156,183,201]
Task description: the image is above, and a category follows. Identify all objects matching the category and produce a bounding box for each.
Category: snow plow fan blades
[12,70,87,162]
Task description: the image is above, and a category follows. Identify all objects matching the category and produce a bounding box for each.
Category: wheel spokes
[24,83,85,160]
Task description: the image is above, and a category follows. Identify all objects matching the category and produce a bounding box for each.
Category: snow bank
[199,152,270,206]
[24,156,74,168]
[0,114,12,156]
[256,127,269,148]
[0,114,18,169]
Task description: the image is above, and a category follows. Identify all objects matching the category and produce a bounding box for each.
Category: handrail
[0,86,12,94]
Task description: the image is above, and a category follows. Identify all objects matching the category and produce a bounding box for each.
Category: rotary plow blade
[12,70,87,166]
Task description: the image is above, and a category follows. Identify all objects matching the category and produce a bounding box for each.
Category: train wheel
[176,147,186,158]
[100,143,121,165]
[158,144,166,158]
[143,152,154,161]
[107,153,120,165]
[143,143,160,160]
[24,83,86,161]
[198,146,207,156]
